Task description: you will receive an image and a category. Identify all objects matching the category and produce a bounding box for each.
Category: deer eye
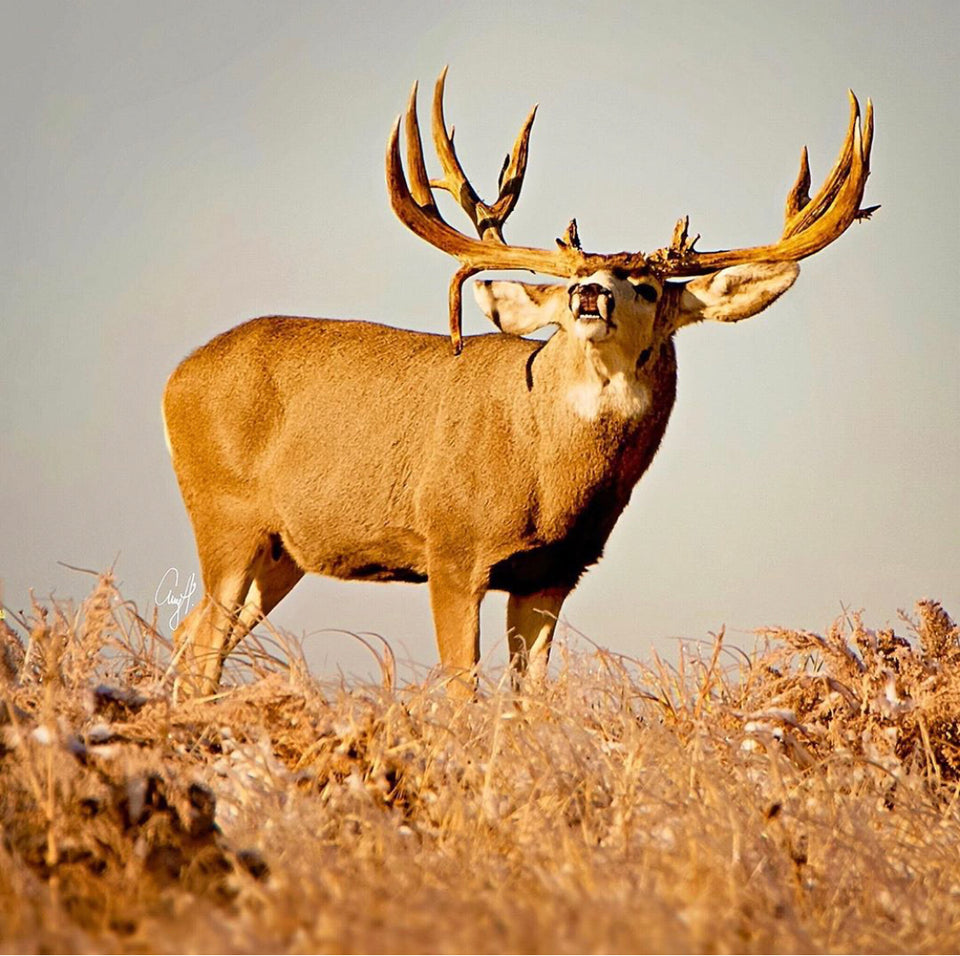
[631,281,659,303]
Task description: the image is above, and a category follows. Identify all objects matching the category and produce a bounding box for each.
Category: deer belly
[279,519,428,584]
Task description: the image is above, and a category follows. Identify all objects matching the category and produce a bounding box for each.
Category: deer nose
[569,283,614,322]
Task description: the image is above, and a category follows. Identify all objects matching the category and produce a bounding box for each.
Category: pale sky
[3,1,958,681]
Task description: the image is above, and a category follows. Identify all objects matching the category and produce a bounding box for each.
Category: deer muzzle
[570,282,615,338]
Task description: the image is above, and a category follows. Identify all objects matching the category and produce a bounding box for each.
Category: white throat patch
[566,372,651,421]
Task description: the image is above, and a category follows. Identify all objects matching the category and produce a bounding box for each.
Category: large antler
[388,73,876,352]
[388,69,626,352]
[649,92,877,277]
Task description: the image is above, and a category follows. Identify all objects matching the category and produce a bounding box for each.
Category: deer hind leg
[427,554,486,699]
[175,530,306,696]
[172,511,266,697]
[506,587,568,686]
[173,568,252,698]
[226,534,305,655]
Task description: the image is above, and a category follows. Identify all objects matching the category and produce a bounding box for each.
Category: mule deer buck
[163,70,875,697]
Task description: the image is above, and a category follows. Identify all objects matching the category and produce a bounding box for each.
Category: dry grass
[2,575,960,953]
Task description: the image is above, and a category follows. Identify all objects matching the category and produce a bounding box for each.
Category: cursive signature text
[154,567,198,630]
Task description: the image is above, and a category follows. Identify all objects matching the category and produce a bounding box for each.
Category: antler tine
[430,66,496,239]
[862,96,875,167]
[652,92,877,277]
[784,146,811,225]
[490,103,538,225]
[404,81,439,213]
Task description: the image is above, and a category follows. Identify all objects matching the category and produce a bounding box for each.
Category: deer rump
[164,314,678,599]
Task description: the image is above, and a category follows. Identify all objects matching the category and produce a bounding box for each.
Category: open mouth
[570,283,615,333]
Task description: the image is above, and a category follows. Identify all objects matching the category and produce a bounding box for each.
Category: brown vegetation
[2,575,959,953]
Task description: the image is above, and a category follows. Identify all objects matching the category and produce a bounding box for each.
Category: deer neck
[514,331,678,539]
[540,330,657,426]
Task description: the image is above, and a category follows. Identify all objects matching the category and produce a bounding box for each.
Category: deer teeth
[570,292,581,316]
[598,294,611,321]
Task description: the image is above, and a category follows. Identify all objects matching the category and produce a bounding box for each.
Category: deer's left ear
[671,261,800,329]
[473,280,567,336]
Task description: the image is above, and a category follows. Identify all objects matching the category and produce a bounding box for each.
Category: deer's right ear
[473,280,566,336]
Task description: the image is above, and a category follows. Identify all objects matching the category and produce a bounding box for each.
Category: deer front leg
[427,554,486,699]
[506,587,568,685]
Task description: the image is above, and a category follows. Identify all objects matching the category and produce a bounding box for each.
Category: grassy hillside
[2,575,959,953]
